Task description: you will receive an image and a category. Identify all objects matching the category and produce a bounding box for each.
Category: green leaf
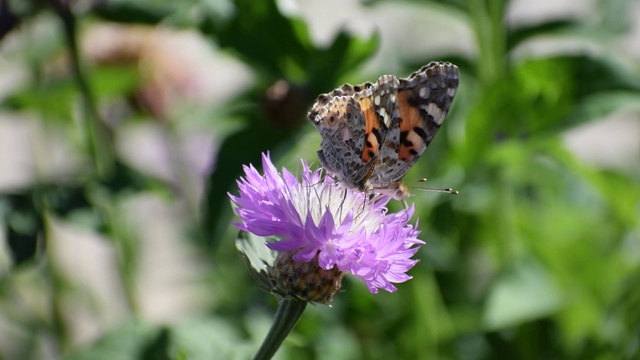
[65,322,159,360]
[4,78,78,123]
[483,259,563,330]
[306,30,379,95]
[89,66,139,98]
[569,91,640,126]
[507,20,577,52]
[170,317,254,360]
[201,0,312,78]
[236,230,277,293]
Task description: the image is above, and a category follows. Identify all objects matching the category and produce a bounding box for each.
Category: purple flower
[229,153,424,296]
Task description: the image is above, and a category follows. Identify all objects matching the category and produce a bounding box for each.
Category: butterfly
[307,61,459,199]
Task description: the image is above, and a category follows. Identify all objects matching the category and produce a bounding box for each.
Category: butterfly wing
[370,62,459,191]
[308,78,396,191]
[308,94,375,190]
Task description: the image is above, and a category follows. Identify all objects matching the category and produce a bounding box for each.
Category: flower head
[230,153,424,300]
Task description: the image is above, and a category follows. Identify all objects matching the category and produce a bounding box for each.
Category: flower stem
[49,0,114,178]
[469,0,507,86]
[254,299,307,360]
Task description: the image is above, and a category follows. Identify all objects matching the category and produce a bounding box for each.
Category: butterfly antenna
[414,178,459,195]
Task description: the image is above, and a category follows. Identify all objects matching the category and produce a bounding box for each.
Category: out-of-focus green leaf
[95,0,234,28]
[170,317,254,360]
[93,2,173,25]
[90,66,139,98]
[140,327,170,360]
[607,268,640,357]
[200,0,378,89]
[598,0,634,34]
[483,259,563,330]
[4,78,78,123]
[305,30,379,95]
[554,145,640,228]
[370,0,467,13]
[235,230,277,294]
[201,0,312,78]
[457,52,640,168]
[570,55,640,98]
[569,91,640,126]
[1,194,42,266]
[65,322,159,360]
[507,20,578,51]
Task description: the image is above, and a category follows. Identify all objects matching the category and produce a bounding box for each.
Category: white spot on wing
[379,107,390,125]
[426,103,444,124]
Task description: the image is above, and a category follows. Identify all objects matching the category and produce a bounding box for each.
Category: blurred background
[1,0,639,359]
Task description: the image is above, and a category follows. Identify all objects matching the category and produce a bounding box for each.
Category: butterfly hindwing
[310,96,374,189]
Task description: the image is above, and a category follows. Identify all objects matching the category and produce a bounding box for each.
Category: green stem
[254,299,307,360]
[49,0,113,178]
[469,0,507,85]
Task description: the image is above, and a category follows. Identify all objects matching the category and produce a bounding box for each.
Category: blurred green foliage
[1,0,639,359]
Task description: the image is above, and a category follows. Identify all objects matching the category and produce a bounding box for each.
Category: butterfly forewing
[372,62,459,185]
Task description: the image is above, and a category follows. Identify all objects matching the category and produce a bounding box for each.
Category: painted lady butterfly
[308,61,459,199]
